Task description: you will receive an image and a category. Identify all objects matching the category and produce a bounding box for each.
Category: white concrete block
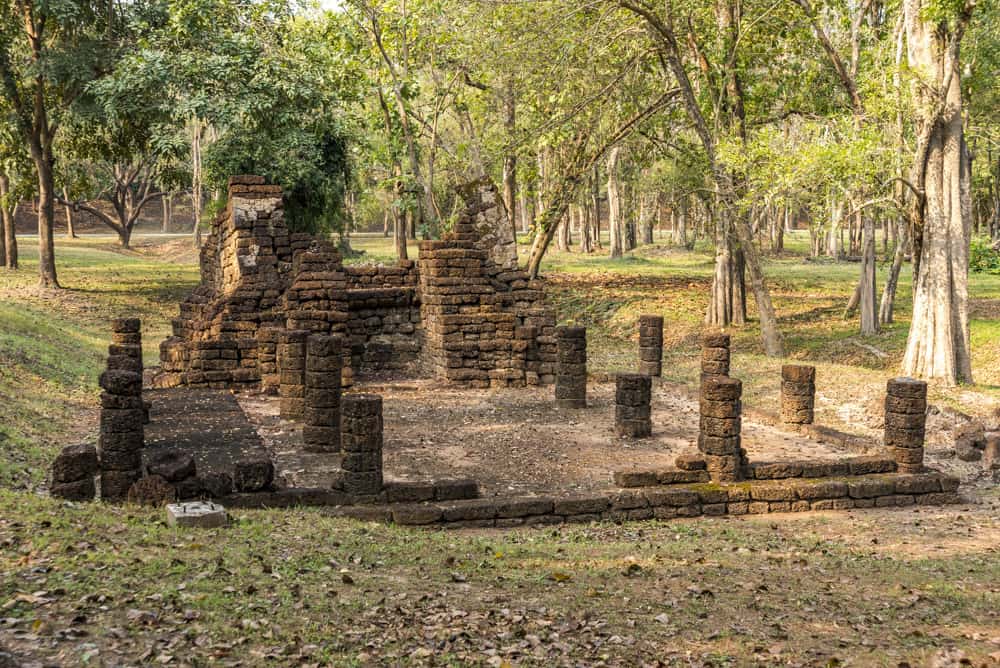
[166,501,228,528]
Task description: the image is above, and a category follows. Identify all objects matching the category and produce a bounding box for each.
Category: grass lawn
[1,232,999,665]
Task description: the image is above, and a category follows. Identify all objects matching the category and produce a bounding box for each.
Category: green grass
[2,490,999,666]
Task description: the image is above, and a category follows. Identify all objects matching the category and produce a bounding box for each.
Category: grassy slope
[1,233,999,665]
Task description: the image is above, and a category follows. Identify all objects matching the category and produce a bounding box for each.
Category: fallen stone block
[166,501,228,528]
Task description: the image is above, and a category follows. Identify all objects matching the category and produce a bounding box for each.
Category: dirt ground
[237,377,994,499]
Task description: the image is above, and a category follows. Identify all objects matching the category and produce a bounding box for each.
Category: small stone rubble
[781,364,815,425]
[554,326,587,408]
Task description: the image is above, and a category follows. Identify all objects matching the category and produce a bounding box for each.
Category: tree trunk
[191,123,203,247]
[161,192,172,233]
[579,202,593,253]
[591,166,602,249]
[879,217,908,324]
[0,174,12,268]
[607,146,623,259]
[901,0,974,385]
[556,211,570,252]
[63,186,76,238]
[34,151,59,288]
[858,212,879,335]
[640,193,654,244]
[393,180,409,261]
[502,84,518,242]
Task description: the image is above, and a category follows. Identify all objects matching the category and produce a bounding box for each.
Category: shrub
[969,237,1000,274]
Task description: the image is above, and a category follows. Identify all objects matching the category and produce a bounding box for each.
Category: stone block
[51,444,99,483]
[166,502,229,528]
[234,458,274,492]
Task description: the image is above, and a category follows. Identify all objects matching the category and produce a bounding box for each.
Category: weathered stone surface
[233,458,274,492]
[794,480,848,500]
[675,454,706,471]
[847,456,896,475]
[496,496,554,518]
[146,449,197,482]
[613,470,659,488]
[643,488,699,507]
[127,475,176,507]
[847,478,894,499]
[439,498,497,522]
[893,473,942,495]
[751,462,803,479]
[51,444,99,483]
[657,469,711,484]
[749,483,798,502]
[385,481,436,503]
[434,479,479,501]
[553,495,610,515]
[392,504,443,525]
[50,477,96,502]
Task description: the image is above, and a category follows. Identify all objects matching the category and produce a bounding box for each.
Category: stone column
[638,315,664,377]
[98,368,145,502]
[340,393,384,496]
[615,373,652,437]
[554,326,587,408]
[701,332,730,381]
[303,334,343,452]
[885,377,927,473]
[278,329,308,419]
[109,318,149,423]
[781,365,816,425]
[699,376,743,482]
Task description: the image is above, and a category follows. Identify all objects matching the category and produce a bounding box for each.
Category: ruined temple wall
[157,175,556,390]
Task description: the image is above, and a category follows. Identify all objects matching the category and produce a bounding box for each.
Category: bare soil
[237,378,990,498]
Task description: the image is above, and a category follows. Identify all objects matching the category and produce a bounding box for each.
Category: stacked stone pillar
[554,326,587,408]
[278,329,308,419]
[781,365,816,425]
[615,373,652,437]
[98,367,145,502]
[638,315,664,377]
[701,332,731,381]
[885,377,927,473]
[699,376,743,482]
[303,334,342,452]
[340,394,384,496]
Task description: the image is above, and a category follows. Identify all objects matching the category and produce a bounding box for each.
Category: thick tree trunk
[607,147,623,259]
[556,212,570,252]
[901,0,973,385]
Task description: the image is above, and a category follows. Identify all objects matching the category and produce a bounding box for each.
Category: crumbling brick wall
[157,175,554,390]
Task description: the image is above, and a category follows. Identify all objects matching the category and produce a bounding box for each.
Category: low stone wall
[218,469,961,528]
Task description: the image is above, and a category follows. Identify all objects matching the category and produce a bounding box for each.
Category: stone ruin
[156,175,556,392]
[44,177,970,528]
